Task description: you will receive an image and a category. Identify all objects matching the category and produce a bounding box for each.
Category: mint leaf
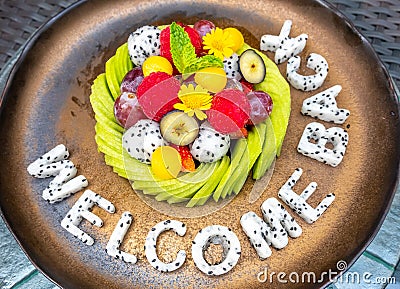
[170,23,224,74]
[170,22,197,73]
[184,55,224,74]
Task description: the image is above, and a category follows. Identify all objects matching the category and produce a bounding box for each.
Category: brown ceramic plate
[0,0,399,288]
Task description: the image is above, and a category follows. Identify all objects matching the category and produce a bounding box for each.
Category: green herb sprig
[170,22,223,74]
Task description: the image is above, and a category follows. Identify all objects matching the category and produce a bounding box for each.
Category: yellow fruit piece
[194,67,227,93]
[142,56,173,76]
[224,27,244,52]
[151,146,182,180]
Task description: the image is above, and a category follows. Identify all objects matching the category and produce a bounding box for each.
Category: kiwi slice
[239,49,266,84]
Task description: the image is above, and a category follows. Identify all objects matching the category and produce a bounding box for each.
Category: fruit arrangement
[90,20,290,207]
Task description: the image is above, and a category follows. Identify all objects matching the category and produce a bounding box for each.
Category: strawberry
[183,25,203,55]
[160,23,203,65]
[160,27,173,63]
[136,72,181,121]
[206,89,251,134]
[240,127,249,138]
[170,145,196,172]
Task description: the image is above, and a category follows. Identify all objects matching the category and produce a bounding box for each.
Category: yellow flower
[202,28,235,60]
[174,84,212,120]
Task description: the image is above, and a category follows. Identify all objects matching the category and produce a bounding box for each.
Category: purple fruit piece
[193,20,216,38]
[247,90,273,125]
[120,67,144,94]
[114,92,147,128]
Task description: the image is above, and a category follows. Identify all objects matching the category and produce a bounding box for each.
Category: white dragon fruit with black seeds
[46,160,77,188]
[143,121,167,162]
[260,20,308,64]
[128,25,161,66]
[106,211,137,264]
[301,85,350,124]
[286,53,328,91]
[27,144,69,177]
[123,120,147,163]
[31,161,66,179]
[43,175,88,204]
[240,211,272,259]
[123,119,166,164]
[297,122,348,167]
[190,122,230,163]
[145,220,187,272]
[261,198,302,239]
[278,168,336,223]
[191,225,241,276]
[61,190,115,245]
[223,53,241,81]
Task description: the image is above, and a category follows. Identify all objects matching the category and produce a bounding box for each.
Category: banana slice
[160,111,199,146]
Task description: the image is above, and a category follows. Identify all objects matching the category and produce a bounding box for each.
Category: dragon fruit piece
[145,220,187,272]
[240,198,302,259]
[129,25,156,38]
[223,53,241,81]
[143,121,168,161]
[122,119,151,164]
[128,25,161,66]
[240,211,272,259]
[297,122,349,167]
[260,20,308,64]
[190,122,230,163]
[301,85,350,124]
[123,119,167,164]
[261,198,302,239]
[191,225,241,276]
[26,145,88,203]
[61,190,115,245]
[123,122,147,163]
[274,35,307,64]
[27,144,69,177]
[278,168,336,224]
[29,160,66,179]
[106,211,137,264]
[286,53,329,91]
[260,20,291,52]
[43,175,88,204]
[46,160,76,187]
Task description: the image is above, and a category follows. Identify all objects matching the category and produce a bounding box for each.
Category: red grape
[120,67,144,93]
[193,20,216,38]
[114,92,147,128]
[247,90,273,125]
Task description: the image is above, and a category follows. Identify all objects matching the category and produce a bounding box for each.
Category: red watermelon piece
[137,74,181,122]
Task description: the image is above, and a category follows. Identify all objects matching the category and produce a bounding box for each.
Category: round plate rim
[0,0,399,288]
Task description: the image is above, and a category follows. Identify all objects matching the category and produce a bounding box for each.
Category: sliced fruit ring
[239,49,266,84]
[160,111,199,146]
